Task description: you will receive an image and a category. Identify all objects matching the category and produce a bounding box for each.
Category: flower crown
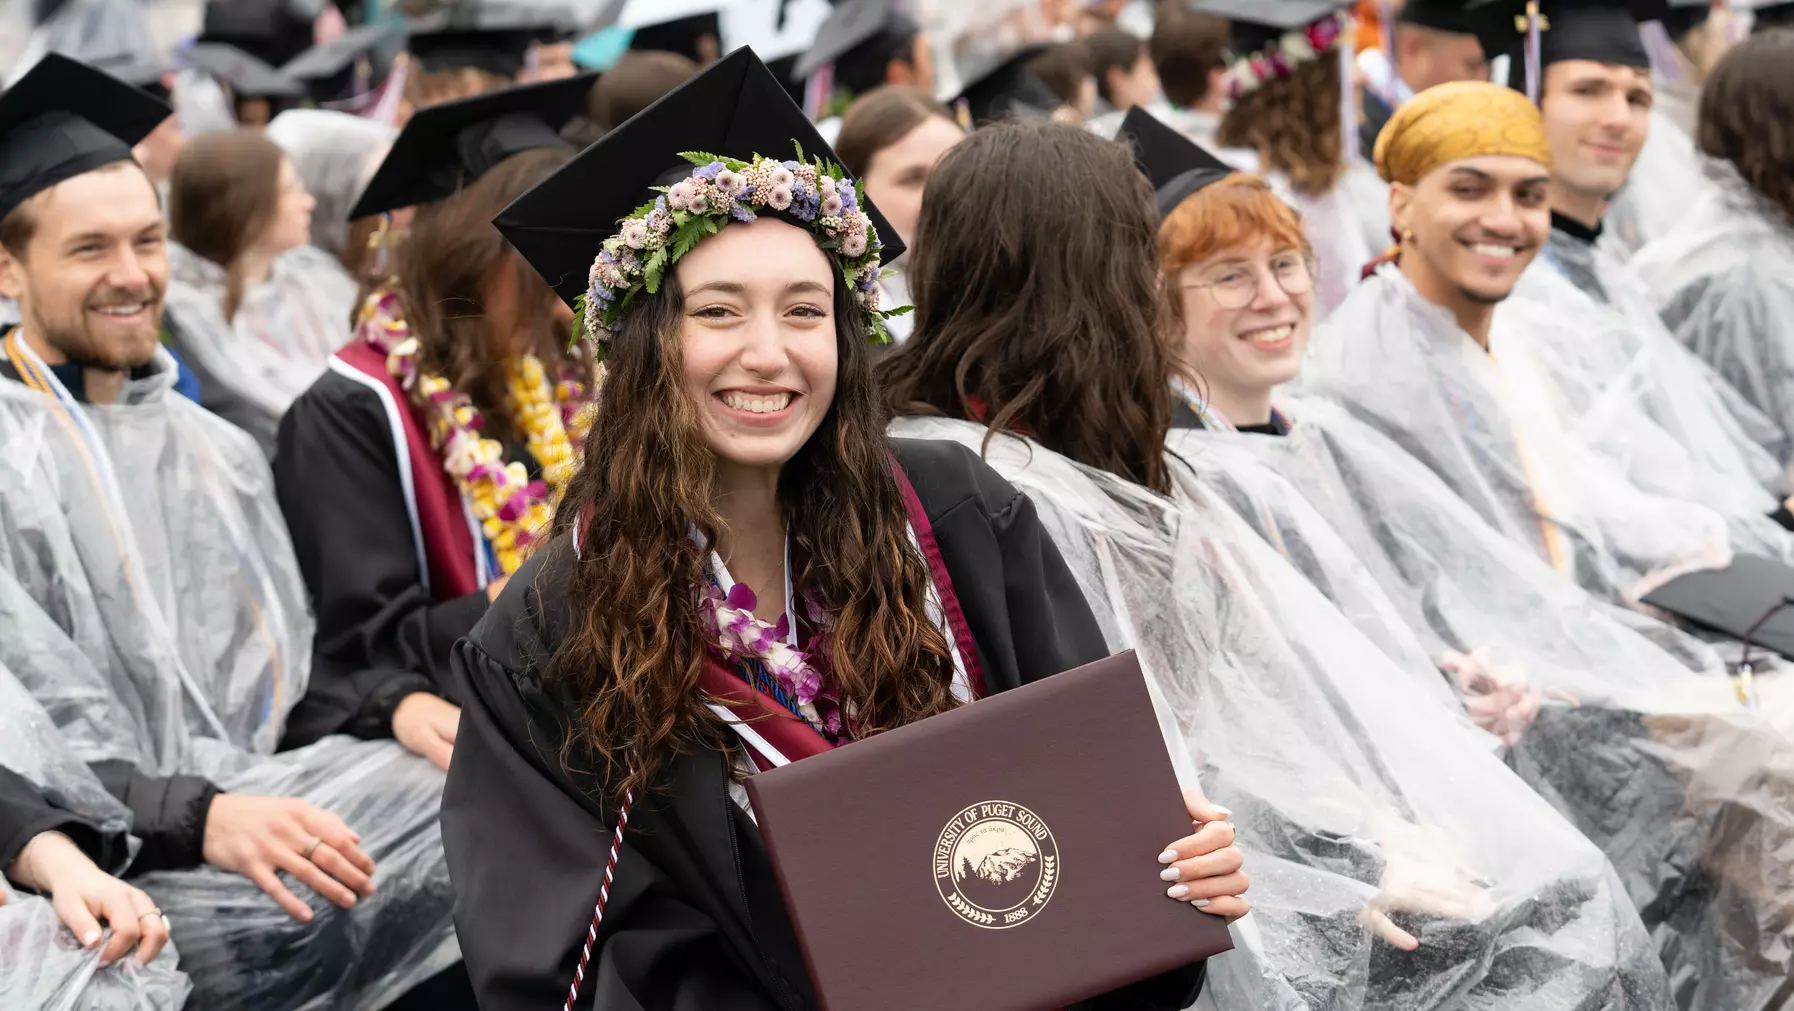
[1223,13,1351,102]
[575,145,911,347]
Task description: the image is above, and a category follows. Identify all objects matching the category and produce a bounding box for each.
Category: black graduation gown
[273,369,495,746]
[441,438,1209,1011]
[0,766,127,874]
[1169,399,1287,436]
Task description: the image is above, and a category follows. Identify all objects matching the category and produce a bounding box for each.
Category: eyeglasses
[1181,255,1315,311]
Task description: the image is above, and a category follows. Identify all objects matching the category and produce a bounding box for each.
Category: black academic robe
[273,369,499,746]
[1169,399,1287,436]
[0,766,127,874]
[441,438,1209,1011]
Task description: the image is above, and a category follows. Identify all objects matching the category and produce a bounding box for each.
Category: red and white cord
[564,790,634,1011]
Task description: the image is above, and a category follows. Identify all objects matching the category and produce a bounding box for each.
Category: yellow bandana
[1373,81,1553,186]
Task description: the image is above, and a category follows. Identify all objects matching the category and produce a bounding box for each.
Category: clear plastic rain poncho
[1301,265,1740,604]
[1513,223,1793,554]
[162,241,359,442]
[1633,161,1794,463]
[1167,409,1794,1008]
[1602,105,1716,260]
[2,0,155,86]
[888,415,1672,1010]
[265,109,397,264]
[0,349,458,1010]
[0,661,192,1011]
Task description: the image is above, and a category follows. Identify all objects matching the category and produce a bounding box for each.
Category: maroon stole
[696,458,989,768]
[334,340,481,600]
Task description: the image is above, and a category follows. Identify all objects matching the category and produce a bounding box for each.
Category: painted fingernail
[1191,898,1212,909]
[1159,866,1181,882]
[1167,884,1190,899]
[1157,849,1179,864]
[81,929,101,946]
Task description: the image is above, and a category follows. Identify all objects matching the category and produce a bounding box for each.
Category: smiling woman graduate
[439,48,1247,1011]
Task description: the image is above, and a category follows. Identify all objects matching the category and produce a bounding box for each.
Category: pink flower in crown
[865,287,881,311]
[820,193,843,217]
[795,163,818,187]
[715,168,745,196]
[686,187,711,214]
[840,232,868,258]
[619,218,649,249]
[647,207,672,236]
[767,185,793,211]
[668,179,697,210]
[768,165,795,190]
[818,175,837,199]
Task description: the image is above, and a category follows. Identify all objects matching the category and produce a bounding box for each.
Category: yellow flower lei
[357,288,595,576]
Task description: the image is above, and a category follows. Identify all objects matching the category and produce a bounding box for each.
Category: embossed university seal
[933,800,1060,929]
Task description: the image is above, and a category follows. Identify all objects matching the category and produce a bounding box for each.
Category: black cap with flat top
[1400,0,1485,32]
[281,21,407,101]
[1114,106,1235,220]
[1189,0,1356,57]
[495,46,903,312]
[1752,0,1794,31]
[1475,0,1663,77]
[792,0,919,89]
[409,0,591,77]
[184,42,306,99]
[0,53,174,221]
[87,53,181,102]
[953,45,1061,127]
[1643,554,1794,662]
[1661,0,1713,39]
[349,70,595,218]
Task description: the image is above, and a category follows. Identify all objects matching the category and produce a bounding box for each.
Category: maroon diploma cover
[744,649,1233,1010]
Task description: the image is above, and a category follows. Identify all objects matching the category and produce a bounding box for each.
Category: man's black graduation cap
[1189,0,1356,58]
[409,0,591,76]
[200,0,320,68]
[1753,0,1794,31]
[87,53,181,102]
[495,47,904,311]
[953,45,1062,127]
[184,42,306,99]
[281,21,407,102]
[792,0,921,90]
[1643,555,1794,663]
[1400,0,1485,33]
[350,70,595,219]
[1476,0,1663,76]
[1661,0,1713,39]
[0,53,173,221]
[1115,106,1235,220]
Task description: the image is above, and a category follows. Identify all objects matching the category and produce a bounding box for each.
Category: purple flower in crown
[695,161,723,180]
[730,204,758,223]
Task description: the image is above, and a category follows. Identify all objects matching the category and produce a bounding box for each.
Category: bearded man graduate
[0,54,467,1009]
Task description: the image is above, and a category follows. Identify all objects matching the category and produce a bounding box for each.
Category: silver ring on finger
[300,836,322,860]
[136,908,163,921]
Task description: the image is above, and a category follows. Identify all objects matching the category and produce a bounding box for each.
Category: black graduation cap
[1477,0,1658,76]
[792,0,921,92]
[350,70,596,218]
[200,0,318,68]
[1753,1,1794,31]
[1642,554,1794,663]
[1189,0,1357,58]
[408,25,547,77]
[1660,0,1713,39]
[1114,106,1235,220]
[281,21,407,102]
[630,12,725,63]
[184,42,307,99]
[87,53,181,102]
[0,53,174,221]
[953,45,1062,127]
[495,46,904,311]
[1400,0,1485,34]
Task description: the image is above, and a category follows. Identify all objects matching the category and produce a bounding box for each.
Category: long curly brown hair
[1215,57,1345,196]
[394,147,587,442]
[549,259,960,805]
[1698,29,1794,226]
[877,119,1173,493]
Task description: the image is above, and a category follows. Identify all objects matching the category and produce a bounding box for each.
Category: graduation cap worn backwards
[350,70,596,219]
[1114,106,1235,220]
[496,46,903,313]
[0,53,174,221]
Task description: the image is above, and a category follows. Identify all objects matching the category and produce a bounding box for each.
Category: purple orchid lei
[700,579,843,737]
